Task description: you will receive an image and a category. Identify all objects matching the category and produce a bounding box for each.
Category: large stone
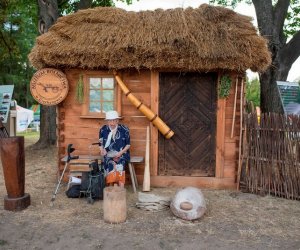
[136,192,171,211]
[170,187,206,221]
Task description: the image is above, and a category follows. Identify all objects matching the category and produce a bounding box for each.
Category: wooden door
[158,72,217,176]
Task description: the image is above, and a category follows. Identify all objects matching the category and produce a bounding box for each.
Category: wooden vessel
[0,136,30,211]
[103,185,127,223]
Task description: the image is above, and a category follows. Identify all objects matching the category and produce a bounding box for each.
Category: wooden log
[103,185,127,223]
[0,136,30,211]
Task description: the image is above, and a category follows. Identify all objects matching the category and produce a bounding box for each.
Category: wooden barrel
[103,185,127,223]
[0,136,30,211]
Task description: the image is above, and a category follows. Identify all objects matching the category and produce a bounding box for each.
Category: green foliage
[218,75,232,98]
[0,0,38,107]
[0,239,8,246]
[246,77,260,107]
[209,0,251,8]
[209,0,300,38]
[59,0,134,15]
[285,0,300,37]
[0,0,136,108]
[75,74,84,104]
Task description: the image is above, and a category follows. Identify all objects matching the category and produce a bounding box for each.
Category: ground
[0,134,299,250]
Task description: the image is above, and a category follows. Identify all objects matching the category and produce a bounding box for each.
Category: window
[89,77,115,113]
[81,73,121,118]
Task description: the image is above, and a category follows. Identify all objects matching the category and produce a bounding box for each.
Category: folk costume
[99,123,130,185]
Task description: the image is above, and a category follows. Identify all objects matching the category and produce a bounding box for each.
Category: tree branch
[279,29,300,67]
[38,0,59,34]
[273,0,290,44]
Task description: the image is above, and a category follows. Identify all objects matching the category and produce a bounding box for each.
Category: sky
[115,0,300,82]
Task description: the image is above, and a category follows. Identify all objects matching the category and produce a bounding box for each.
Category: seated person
[99,110,130,187]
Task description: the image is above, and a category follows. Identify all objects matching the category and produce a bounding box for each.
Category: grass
[17,131,40,146]
[17,131,40,139]
[0,239,8,246]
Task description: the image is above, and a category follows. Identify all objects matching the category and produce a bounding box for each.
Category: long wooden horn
[143,126,150,191]
[114,72,174,139]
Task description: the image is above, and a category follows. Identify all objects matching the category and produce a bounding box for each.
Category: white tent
[16,105,34,132]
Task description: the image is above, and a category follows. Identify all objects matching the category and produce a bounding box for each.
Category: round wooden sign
[30,68,69,106]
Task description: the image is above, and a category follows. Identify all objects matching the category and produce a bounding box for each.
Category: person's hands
[100,147,107,156]
[113,151,122,162]
[115,151,122,158]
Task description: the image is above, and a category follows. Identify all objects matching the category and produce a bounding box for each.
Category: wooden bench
[128,156,144,193]
[61,155,101,188]
[68,158,92,176]
[62,155,143,192]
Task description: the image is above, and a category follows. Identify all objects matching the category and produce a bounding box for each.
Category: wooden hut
[29,4,271,189]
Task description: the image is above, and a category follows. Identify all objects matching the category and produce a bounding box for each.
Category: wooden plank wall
[57,69,150,176]
[57,69,242,189]
[120,70,150,175]
[216,73,244,183]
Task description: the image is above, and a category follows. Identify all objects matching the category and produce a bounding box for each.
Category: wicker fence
[240,113,300,200]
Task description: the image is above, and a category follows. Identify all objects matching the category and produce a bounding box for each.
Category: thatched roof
[29,4,271,72]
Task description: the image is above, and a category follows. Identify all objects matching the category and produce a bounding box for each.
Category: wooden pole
[114,72,174,139]
[237,78,244,190]
[143,126,150,191]
[231,77,239,138]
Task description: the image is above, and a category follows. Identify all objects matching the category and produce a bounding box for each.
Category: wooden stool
[128,156,144,193]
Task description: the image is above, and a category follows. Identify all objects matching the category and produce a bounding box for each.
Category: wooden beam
[230,77,238,138]
[150,70,159,176]
[216,98,226,178]
[69,165,90,172]
[136,175,236,190]
[237,77,245,190]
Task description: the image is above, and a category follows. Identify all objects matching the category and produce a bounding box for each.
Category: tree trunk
[253,0,300,113]
[33,0,59,149]
[259,68,284,113]
[75,0,93,10]
[33,0,116,149]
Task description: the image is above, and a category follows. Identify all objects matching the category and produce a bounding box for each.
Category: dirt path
[0,137,299,250]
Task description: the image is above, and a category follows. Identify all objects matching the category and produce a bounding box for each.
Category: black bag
[80,172,90,191]
[80,160,105,200]
[65,185,81,198]
[89,172,105,200]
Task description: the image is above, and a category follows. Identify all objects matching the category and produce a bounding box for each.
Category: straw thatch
[29,4,271,72]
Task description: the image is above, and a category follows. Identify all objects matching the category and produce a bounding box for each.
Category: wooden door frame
[150,71,225,179]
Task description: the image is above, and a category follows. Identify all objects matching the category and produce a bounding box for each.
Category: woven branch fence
[240,113,300,200]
